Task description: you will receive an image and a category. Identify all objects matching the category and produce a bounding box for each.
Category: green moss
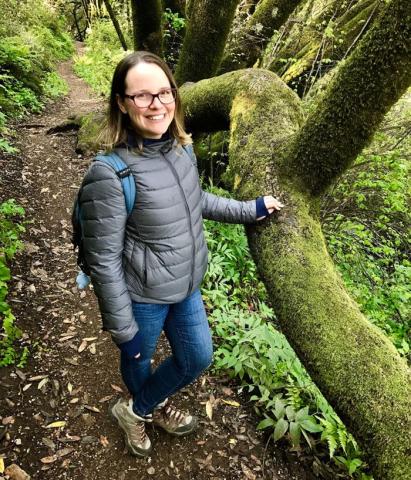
[175,0,239,84]
[283,0,411,196]
[131,0,163,55]
[219,0,302,74]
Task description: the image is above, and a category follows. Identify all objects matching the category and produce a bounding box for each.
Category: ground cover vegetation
[0,0,73,153]
[0,0,73,371]
[0,200,26,367]
[2,0,410,478]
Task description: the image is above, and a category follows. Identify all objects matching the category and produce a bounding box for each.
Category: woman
[78,51,283,457]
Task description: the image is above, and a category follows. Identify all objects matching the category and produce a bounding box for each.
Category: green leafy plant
[74,20,130,96]
[323,147,410,358]
[202,183,373,479]
[0,0,73,143]
[0,199,26,367]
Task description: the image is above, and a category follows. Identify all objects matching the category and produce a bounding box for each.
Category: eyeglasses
[124,88,177,108]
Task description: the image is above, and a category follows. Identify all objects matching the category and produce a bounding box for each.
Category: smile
[147,114,166,120]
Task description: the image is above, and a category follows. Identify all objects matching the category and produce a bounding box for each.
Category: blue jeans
[120,289,213,417]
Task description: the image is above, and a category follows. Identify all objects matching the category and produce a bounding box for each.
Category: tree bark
[219,0,303,74]
[163,0,186,16]
[175,0,240,85]
[181,65,411,480]
[130,0,163,56]
[72,3,84,41]
[102,0,128,51]
[283,0,411,196]
[264,0,383,95]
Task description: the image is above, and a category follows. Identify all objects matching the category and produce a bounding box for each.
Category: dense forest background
[0,1,409,479]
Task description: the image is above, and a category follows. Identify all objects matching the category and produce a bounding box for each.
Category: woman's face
[118,62,176,139]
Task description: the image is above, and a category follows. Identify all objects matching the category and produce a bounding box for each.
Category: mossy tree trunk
[264,0,383,95]
[130,0,163,56]
[219,0,303,74]
[175,0,240,85]
[180,1,411,478]
[283,0,411,196]
[102,0,128,51]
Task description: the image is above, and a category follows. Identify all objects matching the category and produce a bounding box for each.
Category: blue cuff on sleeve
[118,331,142,358]
[256,196,269,218]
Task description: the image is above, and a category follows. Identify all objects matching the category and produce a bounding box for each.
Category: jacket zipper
[144,244,148,285]
[161,152,195,296]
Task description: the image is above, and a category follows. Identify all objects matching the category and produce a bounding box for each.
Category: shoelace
[164,405,186,425]
[130,419,148,444]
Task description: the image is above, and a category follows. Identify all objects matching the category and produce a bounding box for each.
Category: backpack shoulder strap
[182,143,197,167]
[94,152,136,216]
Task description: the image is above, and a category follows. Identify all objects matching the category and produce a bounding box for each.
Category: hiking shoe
[110,398,152,457]
[152,401,198,436]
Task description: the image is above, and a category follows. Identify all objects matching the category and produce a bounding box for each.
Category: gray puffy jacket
[79,139,257,346]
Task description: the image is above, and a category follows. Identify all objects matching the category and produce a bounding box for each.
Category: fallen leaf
[45,421,66,429]
[22,383,32,391]
[38,378,49,390]
[69,398,79,404]
[65,358,79,366]
[78,340,87,353]
[40,455,57,464]
[221,387,233,396]
[98,395,114,403]
[0,458,4,473]
[42,437,56,450]
[83,337,98,342]
[84,405,100,413]
[29,375,48,381]
[56,447,74,458]
[147,467,155,475]
[15,369,26,381]
[110,384,123,393]
[58,435,80,443]
[206,400,213,420]
[88,343,96,354]
[222,399,240,407]
[100,435,109,447]
[241,463,257,480]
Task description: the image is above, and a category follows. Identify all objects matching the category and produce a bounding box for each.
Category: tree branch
[282,0,411,197]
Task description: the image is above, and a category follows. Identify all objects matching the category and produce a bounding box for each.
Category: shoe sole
[154,415,198,437]
[110,401,152,458]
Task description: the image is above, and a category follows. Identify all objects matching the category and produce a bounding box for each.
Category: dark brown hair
[98,51,191,150]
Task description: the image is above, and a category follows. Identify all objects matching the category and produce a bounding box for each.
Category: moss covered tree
[263,0,383,94]
[179,0,411,478]
[130,0,163,55]
[174,0,240,85]
[219,0,303,74]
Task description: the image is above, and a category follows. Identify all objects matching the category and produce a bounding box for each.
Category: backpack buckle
[116,167,132,179]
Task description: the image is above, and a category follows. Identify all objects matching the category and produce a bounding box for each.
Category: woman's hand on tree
[257,195,284,220]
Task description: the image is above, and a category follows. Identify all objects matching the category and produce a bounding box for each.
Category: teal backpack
[71,152,136,289]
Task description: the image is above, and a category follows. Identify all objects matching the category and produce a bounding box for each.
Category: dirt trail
[0,47,314,480]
